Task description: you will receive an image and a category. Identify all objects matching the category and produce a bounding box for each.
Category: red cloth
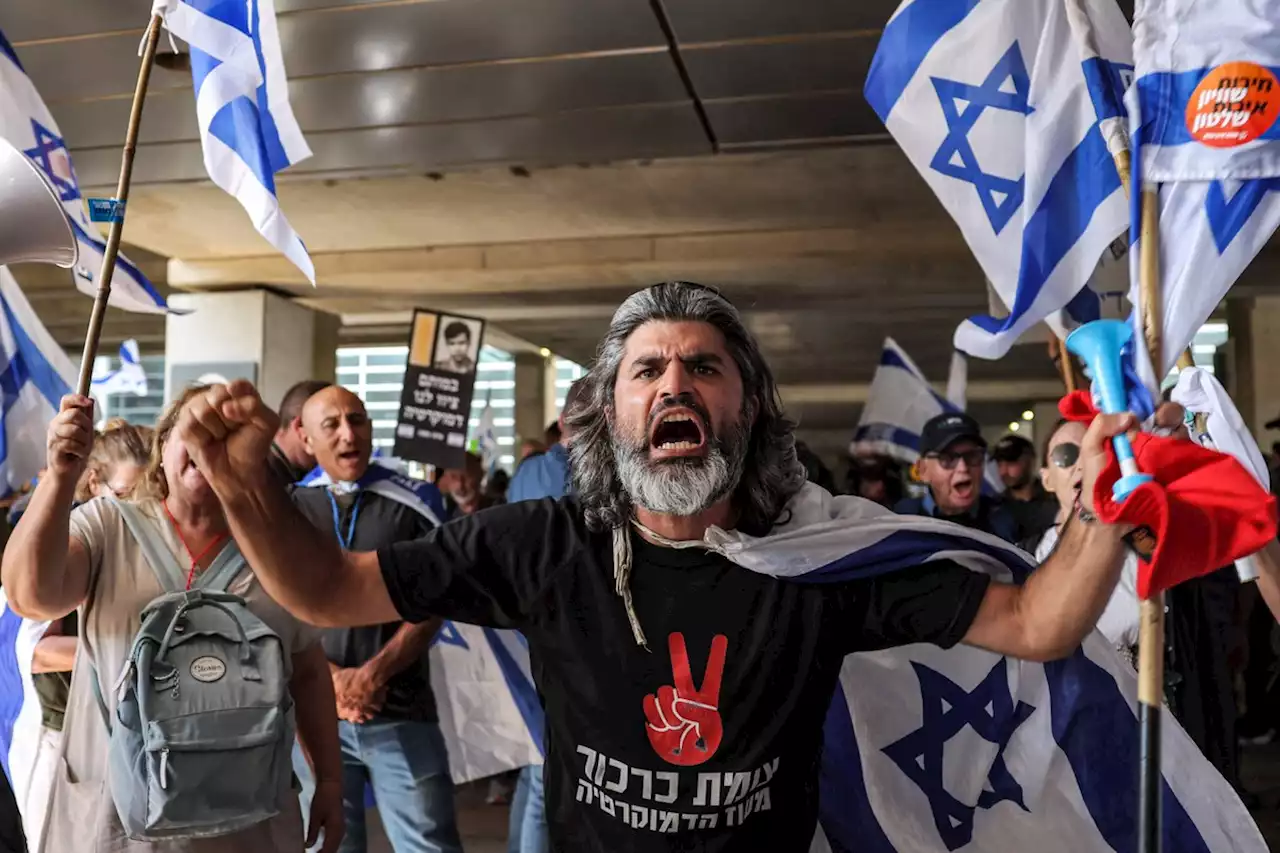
[1057,391,1277,598]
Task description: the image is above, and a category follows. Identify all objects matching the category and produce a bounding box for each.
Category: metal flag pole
[74,13,164,397]
[1136,181,1164,853]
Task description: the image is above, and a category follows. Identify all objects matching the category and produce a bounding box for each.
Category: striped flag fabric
[864,0,1131,360]
[851,339,1001,494]
[0,28,171,314]
[0,268,76,495]
[715,484,1264,852]
[1125,0,1280,392]
[153,0,315,283]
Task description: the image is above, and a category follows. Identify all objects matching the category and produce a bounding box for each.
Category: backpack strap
[114,500,187,592]
[195,542,248,594]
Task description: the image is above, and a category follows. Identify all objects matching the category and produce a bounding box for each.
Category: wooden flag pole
[1048,337,1077,393]
[74,13,164,397]
[1136,183,1164,853]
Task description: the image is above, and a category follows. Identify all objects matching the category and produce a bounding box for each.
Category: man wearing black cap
[992,433,1059,545]
[894,413,1022,543]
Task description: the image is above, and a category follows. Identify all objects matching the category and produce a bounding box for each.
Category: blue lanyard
[326,491,364,549]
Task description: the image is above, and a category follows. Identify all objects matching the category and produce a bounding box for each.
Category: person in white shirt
[1033,418,1140,661]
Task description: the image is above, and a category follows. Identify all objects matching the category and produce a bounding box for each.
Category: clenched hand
[173,381,279,497]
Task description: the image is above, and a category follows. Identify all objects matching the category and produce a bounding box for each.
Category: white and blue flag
[865,0,1131,360]
[0,29,171,314]
[154,0,316,283]
[300,462,543,780]
[851,339,1001,494]
[90,339,148,399]
[0,268,75,496]
[1126,0,1280,390]
[702,484,1263,852]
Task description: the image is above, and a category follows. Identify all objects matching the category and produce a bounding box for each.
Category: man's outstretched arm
[962,412,1136,662]
[220,467,399,628]
[175,382,398,628]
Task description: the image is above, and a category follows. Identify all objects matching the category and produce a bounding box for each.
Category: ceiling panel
[662,0,893,42]
[53,51,686,149]
[681,35,873,100]
[0,0,145,42]
[704,92,876,146]
[71,104,711,187]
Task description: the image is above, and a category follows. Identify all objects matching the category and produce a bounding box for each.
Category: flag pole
[1136,182,1164,853]
[73,13,164,397]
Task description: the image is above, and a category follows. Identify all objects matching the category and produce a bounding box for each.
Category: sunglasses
[1048,442,1080,469]
[925,449,986,470]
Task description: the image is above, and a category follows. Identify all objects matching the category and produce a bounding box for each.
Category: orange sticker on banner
[1186,62,1279,147]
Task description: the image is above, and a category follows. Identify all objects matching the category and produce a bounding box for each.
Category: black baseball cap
[919,413,986,456]
[992,434,1035,462]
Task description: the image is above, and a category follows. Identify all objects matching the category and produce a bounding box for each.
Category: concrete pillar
[513,351,551,449]
[164,290,335,412]
[1226,295,1280,443]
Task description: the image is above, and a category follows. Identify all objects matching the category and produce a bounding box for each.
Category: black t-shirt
[379,498,991,852]
[291,487,438,721]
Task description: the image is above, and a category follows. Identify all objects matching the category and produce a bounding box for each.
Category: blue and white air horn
[1065,319,1152,502]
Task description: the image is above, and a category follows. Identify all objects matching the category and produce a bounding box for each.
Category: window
[554,357,587,410]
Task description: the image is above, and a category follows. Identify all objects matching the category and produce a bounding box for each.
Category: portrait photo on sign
[433,315,483,374]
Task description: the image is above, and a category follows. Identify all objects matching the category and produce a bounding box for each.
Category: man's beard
[611,413,748,517]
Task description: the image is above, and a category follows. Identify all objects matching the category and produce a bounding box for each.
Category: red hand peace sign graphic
[643,633,729,766]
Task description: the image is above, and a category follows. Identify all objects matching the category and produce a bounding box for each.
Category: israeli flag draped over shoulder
[865,0,1131,360]
[1126,0,1280,392]
[153,0,316,283]
[698,484,1260,853]
[0,590,52,816]
[0,28,171,314]
[300,463,544,781]
[851,339,1002,494]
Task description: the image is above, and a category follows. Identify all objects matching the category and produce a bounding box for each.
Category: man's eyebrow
[680,353,724,366]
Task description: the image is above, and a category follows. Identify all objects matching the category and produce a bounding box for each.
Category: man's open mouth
[337,449,361,464]
[649,410,707,453]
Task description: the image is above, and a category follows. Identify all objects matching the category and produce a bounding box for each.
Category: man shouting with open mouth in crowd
[172,281,1136,851]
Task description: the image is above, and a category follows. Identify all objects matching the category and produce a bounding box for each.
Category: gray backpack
[91,500,295,841]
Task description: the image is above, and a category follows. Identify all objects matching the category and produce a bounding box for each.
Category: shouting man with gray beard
[171,282,1137,852]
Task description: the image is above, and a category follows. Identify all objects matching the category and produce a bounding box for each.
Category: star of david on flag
[1124,0,1280,394]
[865,0,1131,361]
[882,659,1034,850]
[0,28,172,314]
[929,45,1034,235]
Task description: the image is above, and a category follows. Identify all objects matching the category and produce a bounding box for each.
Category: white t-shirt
[1035,525,1141,649]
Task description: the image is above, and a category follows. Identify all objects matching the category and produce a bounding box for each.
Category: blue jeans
[294,718,463,853]
[506,764,548,853]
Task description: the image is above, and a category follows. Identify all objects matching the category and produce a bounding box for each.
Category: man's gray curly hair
[565,281,806,538]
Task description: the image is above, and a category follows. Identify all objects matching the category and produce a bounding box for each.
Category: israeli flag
[301,463,542,779]
[153,0,315,283]
[0,29,171,314]
[299,461,445,526]
[865,0,1131,360]
[703,484,1264,852]
[1125,0,1280,390]
[90,339,148,399]
[472,398,501,474]
[0,269,75,496]
[851,339,1001,494]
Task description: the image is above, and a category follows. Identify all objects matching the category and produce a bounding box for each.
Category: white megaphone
[0,135,77,268]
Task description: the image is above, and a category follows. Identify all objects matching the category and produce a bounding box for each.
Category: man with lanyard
[502,378,586,853]
[270,380,332,487]
[895,412,1023,544]
[175,282,1139,852]
[289,385,461,853]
